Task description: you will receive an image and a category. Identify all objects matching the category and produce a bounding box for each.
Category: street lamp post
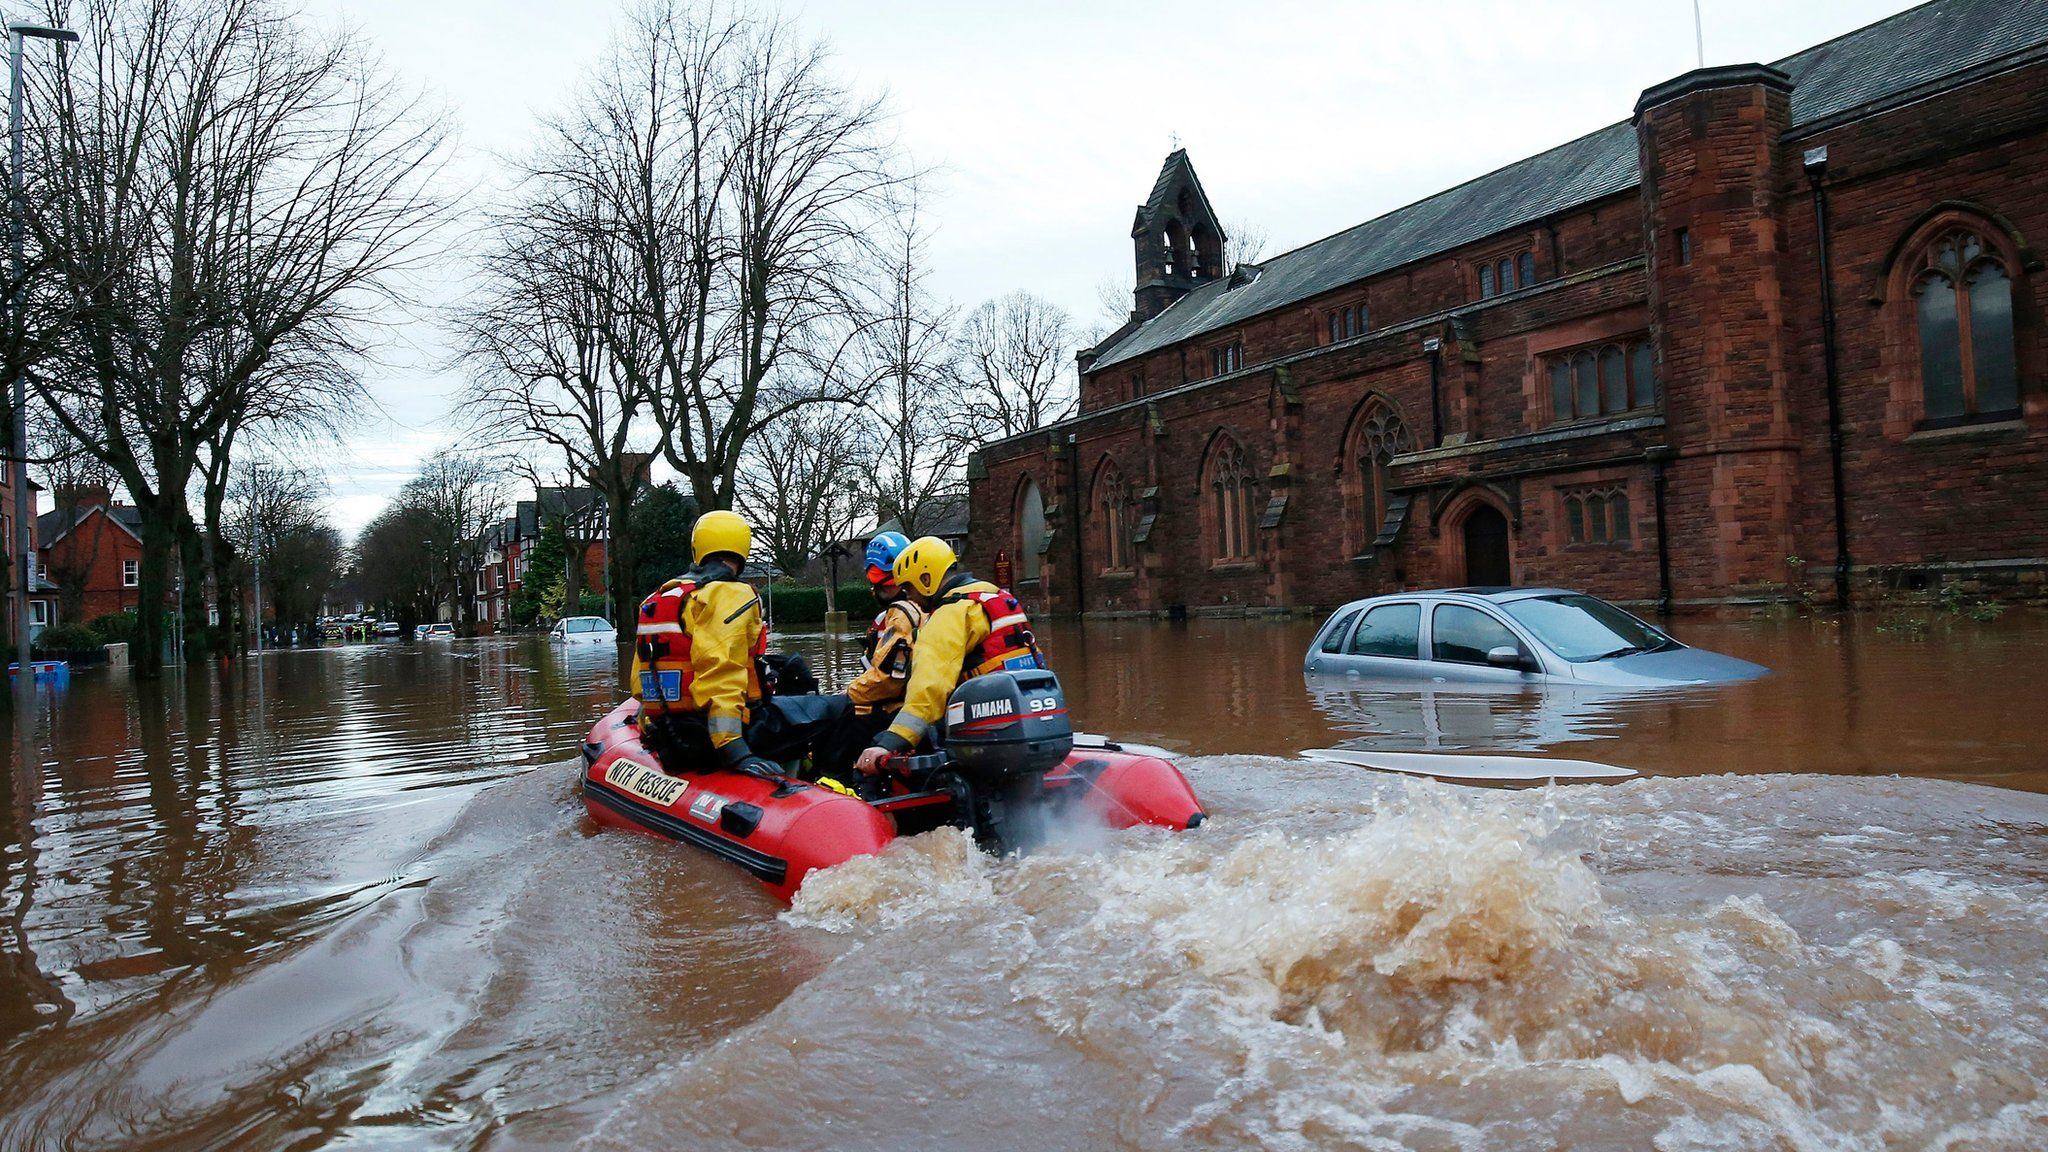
[248,465,267,653]
[9,23,77,685]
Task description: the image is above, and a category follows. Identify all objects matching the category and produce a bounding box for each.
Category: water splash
[784,827,995,932]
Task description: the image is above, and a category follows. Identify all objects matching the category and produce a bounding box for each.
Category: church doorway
[1462,505,1511,586]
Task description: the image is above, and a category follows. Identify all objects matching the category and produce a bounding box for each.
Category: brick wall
[977,53,2048,615]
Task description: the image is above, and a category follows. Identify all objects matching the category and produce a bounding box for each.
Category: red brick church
[968,0,2048,615]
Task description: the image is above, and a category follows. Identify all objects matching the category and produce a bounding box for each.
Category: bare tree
[1223,216,1270,268]
[733,399,868,576]
[406,452,507,631]
[224,463,336,643]
[545,1,901,517]
[957,291,1077,441]
[457,156,664,623]
[20,0,449,675]
[858,185,963,537]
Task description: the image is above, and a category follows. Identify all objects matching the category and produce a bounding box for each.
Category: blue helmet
[864,531,911,584]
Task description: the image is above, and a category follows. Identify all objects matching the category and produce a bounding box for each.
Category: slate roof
[1136,150,1223,242]
[37,503,143,545]
[1090,0,2048,372]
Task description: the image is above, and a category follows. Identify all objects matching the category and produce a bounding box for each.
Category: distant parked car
[1305,588,1768,686]
[376,621,401,636]
[413,624,429,640]
[549,615,618,645]
[424,623,455,639]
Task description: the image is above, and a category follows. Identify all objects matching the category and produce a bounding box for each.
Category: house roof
[1088,0,2048,372]
[869,492,970,541]
[37,503,143,548]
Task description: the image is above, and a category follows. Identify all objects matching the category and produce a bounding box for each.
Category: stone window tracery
[1093,461,1136,574]
[1910,228,2019,426]
[1562,485,1632,547]
[1345,400,1412,554]
[1204,437,1257,563]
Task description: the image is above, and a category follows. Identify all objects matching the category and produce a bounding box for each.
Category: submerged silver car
[1304,588,1768,685]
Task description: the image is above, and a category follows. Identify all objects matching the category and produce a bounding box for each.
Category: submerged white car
[1305,588,1768,686]
[549,615,619,645]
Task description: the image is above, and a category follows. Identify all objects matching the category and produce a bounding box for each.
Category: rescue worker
[813,532,922,784]
[851,536,1044,780]
[632,510,845,778]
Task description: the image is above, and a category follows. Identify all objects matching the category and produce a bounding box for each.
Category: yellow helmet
[691,509,752,564]
[892,535,956,598]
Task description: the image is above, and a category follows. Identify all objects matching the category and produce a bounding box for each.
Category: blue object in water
[6,660,71,685]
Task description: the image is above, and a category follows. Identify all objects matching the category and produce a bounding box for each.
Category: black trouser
[812,707,899,781]
[644,693,852,775]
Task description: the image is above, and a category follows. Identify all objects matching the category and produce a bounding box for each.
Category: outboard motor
[936,670,1073,850]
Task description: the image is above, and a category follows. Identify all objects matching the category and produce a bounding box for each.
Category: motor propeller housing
[939,670,1074,782]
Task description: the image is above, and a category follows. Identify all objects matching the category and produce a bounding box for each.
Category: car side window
[1319,608,1362,653]
[1348,603,1420,658]
[1431,605,1522,665]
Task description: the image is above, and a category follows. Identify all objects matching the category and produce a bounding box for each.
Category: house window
[123,558,140,587]
[1479,264,1494,299]
[1209,341,1243,376]
[1546,335,1658,422]
[1326,304,1366,343]
[1911,229,2019,426]
[30,600,47,626]
[1498,258,1516,292]
[1204,438,1257,563]
[1562,486,1633,547]
[1518,252,1534,286]
[1675,227,1692,265]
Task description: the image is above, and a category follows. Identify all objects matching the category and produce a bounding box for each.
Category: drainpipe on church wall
[1805,146,1852,609]
[1066,432,1086,614]
[1647,446,1676,618]
[1423,336,1444,447]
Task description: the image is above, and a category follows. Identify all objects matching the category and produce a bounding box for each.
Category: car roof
[1324,587,1581,616]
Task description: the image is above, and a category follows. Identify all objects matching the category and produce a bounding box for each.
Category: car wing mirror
[1486,645,1532,671]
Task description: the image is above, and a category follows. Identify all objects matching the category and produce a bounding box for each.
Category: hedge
[89,612,139,644]
[32,623,102,653]
[762,583,875,627]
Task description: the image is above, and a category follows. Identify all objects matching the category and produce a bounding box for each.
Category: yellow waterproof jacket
[877,580,999,752]
[631,575,763,750]
[848,599,923,712]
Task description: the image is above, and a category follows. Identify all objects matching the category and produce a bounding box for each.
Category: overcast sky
[280,0,1923,537]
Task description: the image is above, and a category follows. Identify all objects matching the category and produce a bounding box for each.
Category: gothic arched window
[1345,400,1412,554]
[1017,479,1046,582]
[1912,229,2019,425]
[1203,437,1257,563]
[1094,461,1136,573]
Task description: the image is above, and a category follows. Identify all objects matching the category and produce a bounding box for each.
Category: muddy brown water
[3,614,2046,1149]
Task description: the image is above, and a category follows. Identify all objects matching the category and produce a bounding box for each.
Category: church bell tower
[1131,150,1226,323]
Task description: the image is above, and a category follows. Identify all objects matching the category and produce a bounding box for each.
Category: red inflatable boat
[579,695,1205,903]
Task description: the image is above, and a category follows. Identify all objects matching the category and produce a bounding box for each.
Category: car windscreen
[1502,595,1671,662]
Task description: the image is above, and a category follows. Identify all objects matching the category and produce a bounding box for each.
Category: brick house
[2,458,55,644]
[969,0,2048,615]
[473,488,612,631]
[37,486,147,627]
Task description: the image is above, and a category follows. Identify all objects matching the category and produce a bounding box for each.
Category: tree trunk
[607,483,638,630]
[179,522,210,665]
[134,512,174,677]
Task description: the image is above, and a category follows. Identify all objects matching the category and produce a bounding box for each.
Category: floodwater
[2,614,2046,1150]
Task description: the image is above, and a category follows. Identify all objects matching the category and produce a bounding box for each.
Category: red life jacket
[946,586,1043,679]
[633,571,767,716]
